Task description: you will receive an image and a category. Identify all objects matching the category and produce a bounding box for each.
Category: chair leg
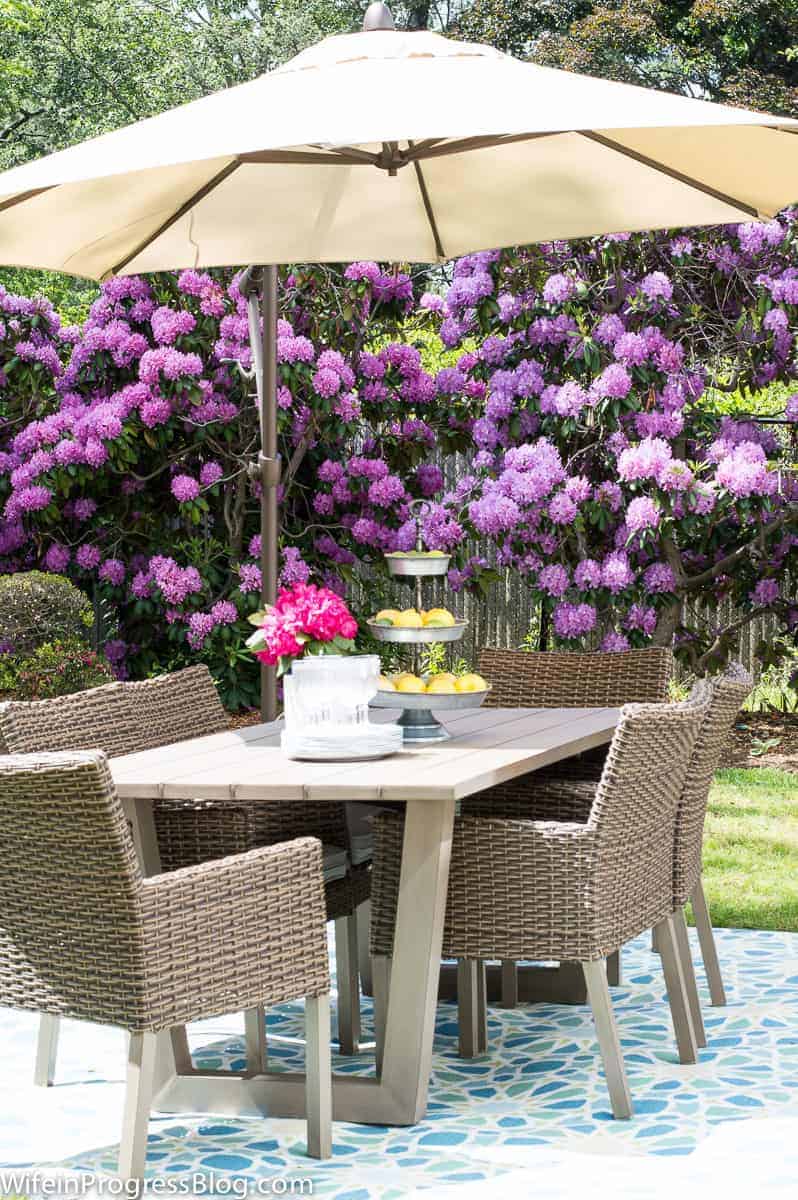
[607,949,622,986]
[118,1031,156,1182]
[581,959,632,1120]
[476,960,488,1053]
[356,899,373,998]
[690,878,727,1007]
[457,959,487,1058]
[34,1014,60,1087]
[335,915,361,1054]
[500,960,518,1008]
[651,925,661,954]
[244,1007,267,1073]
[305,994,332,1160]
[654,914,698,1065]
[372,955,391,1076]
[672,907,706,1048]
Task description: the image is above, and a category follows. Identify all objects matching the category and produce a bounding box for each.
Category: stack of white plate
[280,722,403,762]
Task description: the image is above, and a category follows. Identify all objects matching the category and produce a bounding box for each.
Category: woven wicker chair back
[0,751,147,1025]
[673,663,752,905]
[127,666,351,872]
[0,682,139,757]
[478,647,672,709]
[125,664,228,749]
[580,687,710,949]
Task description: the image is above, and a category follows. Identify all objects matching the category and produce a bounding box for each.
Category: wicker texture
[478,647,673,709]
[371,692,708,961]
[0,751,329,1032]
[0,683,139,757]
[127,665,229,749]
[461,647,673,815]
[673,663,751,906]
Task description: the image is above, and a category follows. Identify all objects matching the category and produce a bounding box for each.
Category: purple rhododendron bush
[0,221,796,707]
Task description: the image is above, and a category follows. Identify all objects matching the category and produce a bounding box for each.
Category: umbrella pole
[244,265,280,721]
[259,265,279,722]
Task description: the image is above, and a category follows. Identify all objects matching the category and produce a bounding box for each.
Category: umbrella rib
[243,147,380,166]
[109,158,241,276]
[580,131,762,219]
[411,157,445,260]
[0,186,54,215]
[406,131,560,163]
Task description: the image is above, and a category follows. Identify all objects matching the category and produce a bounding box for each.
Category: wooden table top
[110,705,619,804]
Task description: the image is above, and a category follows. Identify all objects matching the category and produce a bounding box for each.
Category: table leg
[148,795,455,1126]
[379,795,455,1124]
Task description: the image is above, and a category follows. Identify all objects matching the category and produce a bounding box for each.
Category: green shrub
[0,572,93,655]
[744,640,798,714]
[14,639,114,700]
[0,653,18,697]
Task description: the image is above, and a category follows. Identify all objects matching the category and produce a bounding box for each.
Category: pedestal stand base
[397,707,450,742]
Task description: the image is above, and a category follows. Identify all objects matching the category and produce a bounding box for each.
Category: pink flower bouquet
[246,582,358,673]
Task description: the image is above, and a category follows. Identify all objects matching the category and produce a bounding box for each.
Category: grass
[700,767,798,931]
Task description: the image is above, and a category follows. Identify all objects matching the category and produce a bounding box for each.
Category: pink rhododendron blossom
[248,584,358,668]
[171,474,200,503]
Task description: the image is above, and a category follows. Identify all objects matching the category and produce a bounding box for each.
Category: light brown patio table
[109,703,619,1126]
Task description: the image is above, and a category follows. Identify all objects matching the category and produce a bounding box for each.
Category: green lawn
[699,767,798,931]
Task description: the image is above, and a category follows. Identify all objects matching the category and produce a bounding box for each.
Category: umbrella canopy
[0,16,798,276]
[2,2,798,719]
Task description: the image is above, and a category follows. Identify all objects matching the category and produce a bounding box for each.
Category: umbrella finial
[363,2,395,30]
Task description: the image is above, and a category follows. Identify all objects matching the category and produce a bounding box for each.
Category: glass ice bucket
[283,654,380,738]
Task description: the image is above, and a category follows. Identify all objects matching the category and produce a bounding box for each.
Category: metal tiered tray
[385,551,451,578]
[366,620,467,644]
[370,685,491,742]
[369,504,489,741]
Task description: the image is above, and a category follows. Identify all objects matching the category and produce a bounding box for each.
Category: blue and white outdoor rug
[2,928,798,1198]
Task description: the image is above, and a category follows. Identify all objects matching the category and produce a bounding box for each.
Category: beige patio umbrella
[1,1,797,714]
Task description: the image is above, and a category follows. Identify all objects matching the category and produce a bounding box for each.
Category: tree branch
[681,510,796,591]
[0,108,45,144]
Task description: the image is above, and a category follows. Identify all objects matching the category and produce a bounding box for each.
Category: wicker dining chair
[664,663,752,1028]
[479,646,672,780]
[0,665,367,1084]
[472,646,673,1002]
[0,751,332,1178]
[465,664,752,1042]
[370,691,709,1118]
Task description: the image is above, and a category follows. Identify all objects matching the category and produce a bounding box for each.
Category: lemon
[423,607,456,627]
[374,609,401,625]
[425,674,459,694]
[455,672,488,693]
[394,609,424,628]
[378,675,395,691]
[395,673,426,693]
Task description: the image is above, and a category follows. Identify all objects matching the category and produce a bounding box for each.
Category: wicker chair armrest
[443,816,603,961]
[461,776,597,823]
[138,837,330,1031]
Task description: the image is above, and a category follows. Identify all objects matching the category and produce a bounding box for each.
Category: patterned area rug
[2,928,798,1198]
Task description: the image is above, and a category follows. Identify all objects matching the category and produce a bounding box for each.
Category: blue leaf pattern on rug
[3,929,798,1196]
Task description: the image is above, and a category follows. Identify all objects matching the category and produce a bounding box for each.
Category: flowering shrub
[13,638,114,699]
[246,584,358,673]
[0,220,795,703]
[420,227,798,672]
